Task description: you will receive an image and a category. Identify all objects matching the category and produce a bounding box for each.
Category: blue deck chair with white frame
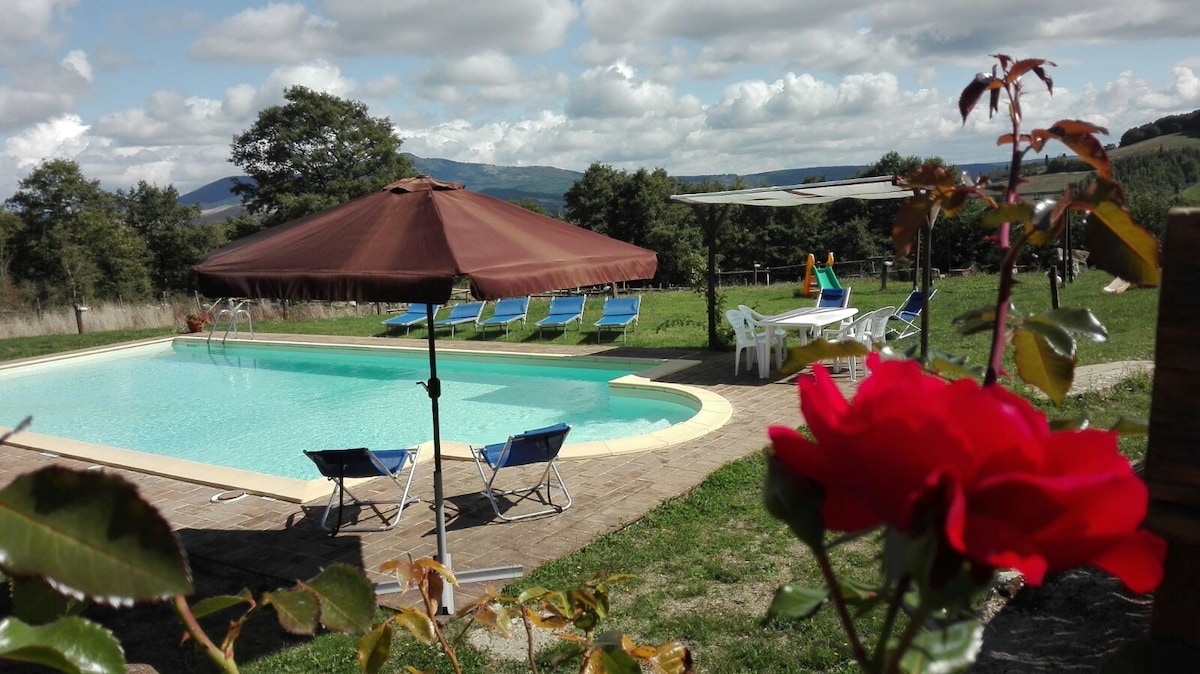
[381,303,440,335]
[433,301,486,337]
[469,423,572,522]
[593,296,641,342]
[303,446,421,535]
[535,294,586,337]
[815,286,852,308]
[888,288,937,339]
[478,296,530,337]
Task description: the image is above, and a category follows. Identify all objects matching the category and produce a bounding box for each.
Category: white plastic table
[758,307,859,378]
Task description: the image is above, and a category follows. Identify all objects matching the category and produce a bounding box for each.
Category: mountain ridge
[179,155,1014,216]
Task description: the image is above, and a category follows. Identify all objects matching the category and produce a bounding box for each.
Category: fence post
[74,305,88,334]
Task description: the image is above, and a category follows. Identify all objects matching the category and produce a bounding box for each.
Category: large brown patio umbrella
[195,176,657,609]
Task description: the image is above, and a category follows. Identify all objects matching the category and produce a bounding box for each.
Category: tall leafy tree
[5,159,151,303]
[564,163,624,235]
[120,182,221,294]
[229,85,416,227]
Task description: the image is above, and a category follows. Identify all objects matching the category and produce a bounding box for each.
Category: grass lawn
[0,270,1159,673]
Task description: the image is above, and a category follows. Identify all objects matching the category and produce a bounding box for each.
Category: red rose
[768,353,1165,593]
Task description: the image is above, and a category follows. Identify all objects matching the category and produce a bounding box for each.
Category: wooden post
[1146,208,1200,661]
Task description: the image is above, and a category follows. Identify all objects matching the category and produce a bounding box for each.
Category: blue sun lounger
[382,303,440,335]
[303,447,420,535]
[478,296,530,336]
[888,288,937,339]
[535,295,586,337]
[469,423,572,521]
[433,301,485,337]
[593,296,641,342]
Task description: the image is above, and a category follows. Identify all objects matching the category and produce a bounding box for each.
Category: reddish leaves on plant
[958,73,999,122]
[1030,120,1112,177]
[1005,58,1056,93]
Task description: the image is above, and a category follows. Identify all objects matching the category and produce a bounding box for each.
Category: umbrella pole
[424,304,454,613]
[375,304,523,612]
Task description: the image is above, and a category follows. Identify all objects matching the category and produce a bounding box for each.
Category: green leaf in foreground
[898,619,983,674]
[1012,328,1075,405]
[0,616,125,674]
[779,339,869,376]
[765,584,828,622]
[1038,307,1108,342]
[0,467,191,604]
[1084,205,1161,287]
[300,563,375,634]
[356,621,394,674]
[1110,416,1149,435]
[263,587,320,635]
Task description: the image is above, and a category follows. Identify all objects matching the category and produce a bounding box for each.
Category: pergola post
[1145,208,1200,666]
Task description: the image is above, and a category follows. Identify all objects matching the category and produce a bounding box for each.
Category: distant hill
[175,156,1018,219]
[179,176,243,209]
[996,132,1200,196]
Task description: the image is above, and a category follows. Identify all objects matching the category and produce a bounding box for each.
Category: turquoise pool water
[0,340,695,480]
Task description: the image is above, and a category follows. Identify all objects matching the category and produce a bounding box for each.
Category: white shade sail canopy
[670,175,912,207]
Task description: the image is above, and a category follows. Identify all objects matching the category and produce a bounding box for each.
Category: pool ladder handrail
[206,299,254,343]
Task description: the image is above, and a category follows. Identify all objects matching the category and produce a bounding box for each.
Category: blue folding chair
[303,447,420,535]
[478,296,530,336]
[381,303,440,335]
[888,288,937,339]
[433,301,486,337]
[816,287,852,308]
[469,423,572,521]
[593,296,641,342]
[535,295,586,337]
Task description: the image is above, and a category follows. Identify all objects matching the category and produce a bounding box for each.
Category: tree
[564,163,624,235]
[5,160,151,303]
[120,182,220,294]
[509,197,549,215]
[229,86,416,227]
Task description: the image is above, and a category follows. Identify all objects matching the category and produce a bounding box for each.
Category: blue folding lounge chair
[381,303,440,335]
[469,423,572,522]
[433,301,485,337]
[478,296,530,336]
[593,296,641,342]
[888,288,937,339]
[303,447,420,535]
[535,295,586,337]
[816,287,852,308]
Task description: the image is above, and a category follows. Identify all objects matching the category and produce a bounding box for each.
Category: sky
[2,0,1199,200]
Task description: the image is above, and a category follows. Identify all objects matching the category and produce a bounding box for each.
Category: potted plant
[185,312,209,333]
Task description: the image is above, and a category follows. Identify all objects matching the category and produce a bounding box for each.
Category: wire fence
[716,256,908,287]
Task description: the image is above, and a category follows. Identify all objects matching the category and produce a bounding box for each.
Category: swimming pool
[0,338,729,501]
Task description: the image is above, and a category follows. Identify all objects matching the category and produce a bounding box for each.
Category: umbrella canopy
[195,176,658,304]
[193,176,657,612]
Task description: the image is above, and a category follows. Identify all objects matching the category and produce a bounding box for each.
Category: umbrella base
[374,555,523,613]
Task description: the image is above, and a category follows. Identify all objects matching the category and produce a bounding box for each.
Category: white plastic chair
[737,305,787,367]
[821,309,884,382]
[725,309,767,376]
[864,306,896,347]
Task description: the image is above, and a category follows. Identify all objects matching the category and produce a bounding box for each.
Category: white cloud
[4,113,92,170]
[0,52,93,131]
[190,3,337,63]
[566,62,681,119]
[191,0,578,63]
[0,0,79,64]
